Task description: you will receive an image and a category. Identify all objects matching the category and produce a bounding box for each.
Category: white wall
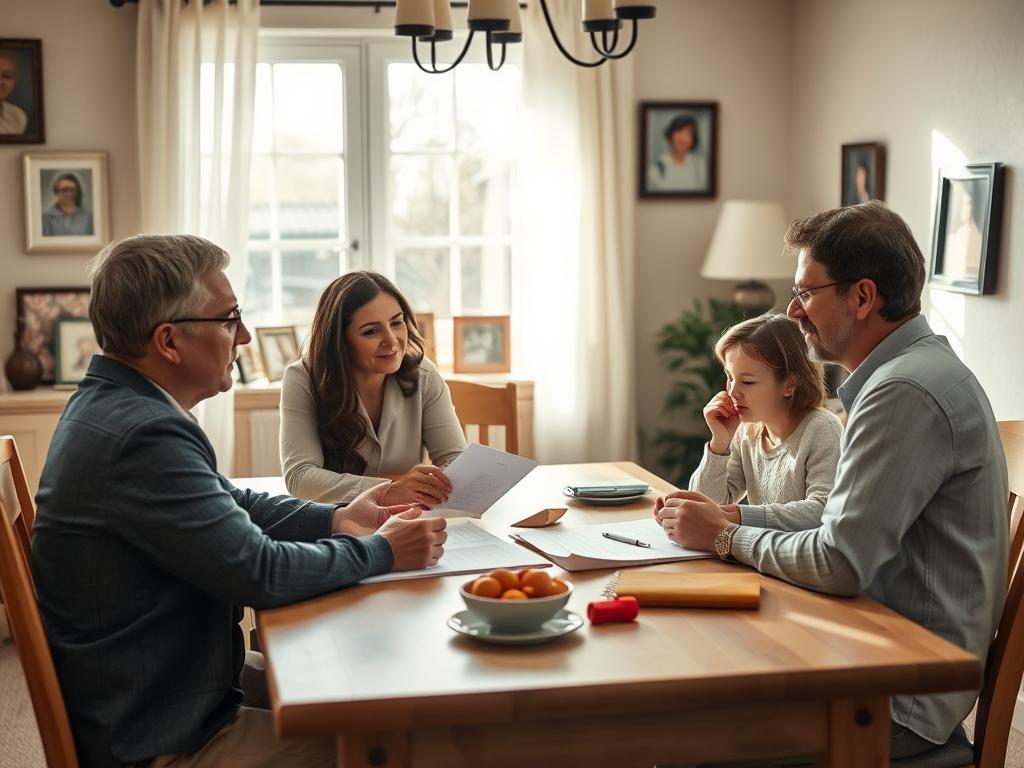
[0,0,138,391]
[632,0,794,468]
[788,0,1024,422]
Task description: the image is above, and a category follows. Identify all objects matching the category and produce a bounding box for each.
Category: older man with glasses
[32,234,448,768]
[656,200,1008,763]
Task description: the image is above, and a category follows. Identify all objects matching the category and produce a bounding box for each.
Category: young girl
[686,311,842,532]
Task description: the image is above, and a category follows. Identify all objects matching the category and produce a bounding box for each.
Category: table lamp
[700,200,795,315]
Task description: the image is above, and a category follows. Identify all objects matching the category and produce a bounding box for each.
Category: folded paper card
[511,508,567,528]
[607,570,761,609]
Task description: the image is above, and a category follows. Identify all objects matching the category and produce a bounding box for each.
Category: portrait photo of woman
[640,101,718,198]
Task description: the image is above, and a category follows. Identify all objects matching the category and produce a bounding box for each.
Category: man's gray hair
[88,234,230,359]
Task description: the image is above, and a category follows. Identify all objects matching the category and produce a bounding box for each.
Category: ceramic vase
[4,328,42,391]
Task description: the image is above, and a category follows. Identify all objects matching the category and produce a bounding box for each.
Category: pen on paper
[602,532,651,548]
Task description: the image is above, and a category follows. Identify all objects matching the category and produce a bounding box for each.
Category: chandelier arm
[591,26,621,57]
[592,19,639,60]
[411,31,476,75]
[539,0,608,68]
[485,31,508,71]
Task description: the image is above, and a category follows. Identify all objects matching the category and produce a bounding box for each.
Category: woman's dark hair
[52,173,83,208]
[303,270,426,475]
[714,312,826,420]
[663,114,699,150]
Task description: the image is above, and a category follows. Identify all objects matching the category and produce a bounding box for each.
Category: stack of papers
[510,518,712,571]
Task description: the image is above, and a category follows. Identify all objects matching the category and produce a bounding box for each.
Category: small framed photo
[23,151,110,253]
[929,163,1004,296]
[841,143,886,206]
[639,101,718,199]
[414,311,436,362]
[15,286,91,384]
[256,326,300,383]
[54,318,99,386]
[235,343,265,384]
[453,316,511,374]
[0,39,45,144]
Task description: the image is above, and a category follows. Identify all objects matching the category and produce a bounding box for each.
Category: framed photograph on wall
[414,312,436,362]
[23,151,110,253]
[841,143,886,206]
[15,287,91,384]
[235,343,265,384]
[928,163,1004,296]
[256,326,300,383]
[54,317,99,386]
[453,316,511,374]
[639,101,718,199]
[0,39,45,144]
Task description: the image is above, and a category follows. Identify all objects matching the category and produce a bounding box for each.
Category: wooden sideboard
[0,376,535,494]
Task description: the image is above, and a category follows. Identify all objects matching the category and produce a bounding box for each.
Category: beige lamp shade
[395,0,435,36]
[467,0,511,31]
[493,0,523,43]
[700,200,795,313]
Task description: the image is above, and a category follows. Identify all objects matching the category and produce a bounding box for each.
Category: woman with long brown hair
[280,271,466,507]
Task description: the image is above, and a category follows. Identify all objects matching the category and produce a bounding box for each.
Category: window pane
[248,156,271,240]
[396,248,451,319]
[244,250,272,322]
[281,248,338,324]
[388,63,454,151]
[273,63,344,152]
[459,156,512,236]
[454,64,520,152]
[460,245,511,315]
[391,155,452,237]
[275,156,341,239]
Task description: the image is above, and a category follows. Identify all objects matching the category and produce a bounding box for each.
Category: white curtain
[136,0,259,473]
[517,2,637,463]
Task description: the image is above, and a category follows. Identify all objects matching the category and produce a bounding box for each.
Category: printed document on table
[426,443,539,518]
[362,519,550,583]
[511,518,713,571]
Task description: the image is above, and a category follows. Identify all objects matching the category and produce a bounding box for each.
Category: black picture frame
[15,286,91,384]
[841,142,886,206]
[929,163,1004,296]
[639,101,718,199]
[0,39,45,144]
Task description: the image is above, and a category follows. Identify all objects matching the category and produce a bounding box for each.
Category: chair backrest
[446,380,519,456]
[999,420,1024,585]
[0,435,35,571]
[971,420,1024,768]
[0,436,80,768]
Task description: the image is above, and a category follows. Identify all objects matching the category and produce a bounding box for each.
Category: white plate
[447,609,584,645]
[563,488,652,506]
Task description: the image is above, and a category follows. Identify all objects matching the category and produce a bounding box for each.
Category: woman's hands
[653,490,734,551]
[703,390,740,455]
[386,464,453,508]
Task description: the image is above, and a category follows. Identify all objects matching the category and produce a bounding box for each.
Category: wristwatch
[714,523,740,562]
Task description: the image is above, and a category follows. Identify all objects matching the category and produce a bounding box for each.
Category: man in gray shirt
[657,200,1008,759]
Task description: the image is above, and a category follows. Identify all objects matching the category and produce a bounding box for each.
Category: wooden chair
[446,380,519,455]
[892,419,1024,768]
[0,435,80,768]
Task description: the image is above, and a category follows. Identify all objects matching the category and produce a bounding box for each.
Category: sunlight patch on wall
[926,130,969,354]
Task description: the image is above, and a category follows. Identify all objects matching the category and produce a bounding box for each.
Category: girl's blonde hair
[714,312,826,417]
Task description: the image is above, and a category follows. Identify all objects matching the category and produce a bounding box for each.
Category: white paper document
[510,518,713,571]
[427,443,539,518]
[362,518,550,583]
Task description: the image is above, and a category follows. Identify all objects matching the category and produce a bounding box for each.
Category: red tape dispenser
[587,596,639,625]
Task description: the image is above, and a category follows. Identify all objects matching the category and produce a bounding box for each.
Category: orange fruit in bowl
[519,569,554,598]
[500,589,529,600]
[550,578,568,595]
[489,568,520,592]
[470,576,503,599]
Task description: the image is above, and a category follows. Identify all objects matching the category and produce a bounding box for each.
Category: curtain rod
[108,1,480,7]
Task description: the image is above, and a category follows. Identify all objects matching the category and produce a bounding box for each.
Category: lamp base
[732,280,775,316]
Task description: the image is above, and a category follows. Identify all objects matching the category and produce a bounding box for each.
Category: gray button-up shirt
[731,314,1008,744]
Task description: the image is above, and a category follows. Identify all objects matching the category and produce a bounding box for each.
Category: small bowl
[460,578,574,634]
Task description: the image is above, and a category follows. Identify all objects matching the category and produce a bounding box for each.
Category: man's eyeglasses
[790,280,858,308]
[164,307,243,330]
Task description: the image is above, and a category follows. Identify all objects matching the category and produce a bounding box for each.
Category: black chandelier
[394,0,657,74]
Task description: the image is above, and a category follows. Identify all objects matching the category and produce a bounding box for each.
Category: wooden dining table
[251,462,982,768]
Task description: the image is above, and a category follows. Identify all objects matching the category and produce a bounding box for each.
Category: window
[243,36,521,365]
